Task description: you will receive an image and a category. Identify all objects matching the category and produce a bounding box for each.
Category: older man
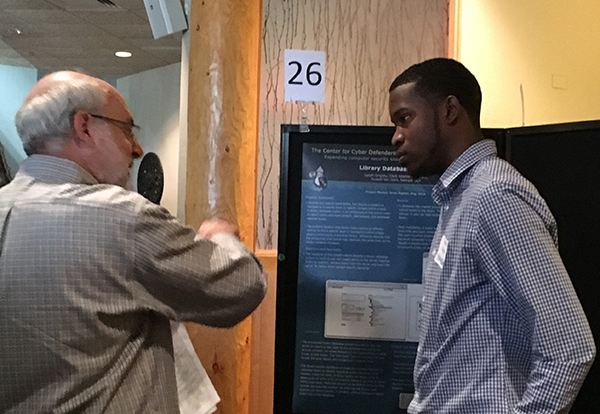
[0,71,266,413]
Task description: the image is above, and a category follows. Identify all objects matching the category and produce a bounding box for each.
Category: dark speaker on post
[143,0,188,39]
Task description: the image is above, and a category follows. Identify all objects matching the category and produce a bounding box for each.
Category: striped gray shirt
[0,155,266,413]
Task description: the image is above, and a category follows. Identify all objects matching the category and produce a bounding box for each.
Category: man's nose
[391,127,404,145]
[132,140,144,159]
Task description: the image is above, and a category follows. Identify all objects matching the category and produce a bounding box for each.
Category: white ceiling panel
[100,23,154,38]
[70,10,148,25]
[4,10,81,24]
[4,23,111,38]
[0,10,26,25]
[111,0,147,10]
[0,0,185,78]
[0,0,58,10]
[46,0,121,11]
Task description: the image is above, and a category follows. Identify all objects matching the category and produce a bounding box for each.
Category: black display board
[506,120,600,413]
[275,125,508,414]
[0,141,11,188]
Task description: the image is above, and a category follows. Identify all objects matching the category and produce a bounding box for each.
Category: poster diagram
[325,281,423,342]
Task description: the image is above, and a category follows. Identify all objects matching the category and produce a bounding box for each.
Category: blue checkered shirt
[409,140,595,413]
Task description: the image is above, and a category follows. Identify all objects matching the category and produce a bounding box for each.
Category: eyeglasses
[89,113,140,141]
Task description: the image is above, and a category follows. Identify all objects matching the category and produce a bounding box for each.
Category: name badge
[434,235,448,269]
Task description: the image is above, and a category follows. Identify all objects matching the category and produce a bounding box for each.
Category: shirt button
[443,205,449,211]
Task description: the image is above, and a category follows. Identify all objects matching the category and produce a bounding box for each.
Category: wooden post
[250,250,278,414]
[184,1,263,414]
[448,0,460,59]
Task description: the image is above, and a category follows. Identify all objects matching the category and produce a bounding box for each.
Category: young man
[389,58,595,413]
[0,71,266,413]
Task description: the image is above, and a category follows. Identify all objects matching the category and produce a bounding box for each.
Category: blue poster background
[292,143,439,414]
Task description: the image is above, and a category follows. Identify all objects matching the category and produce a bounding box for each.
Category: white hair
[15,78,106,155]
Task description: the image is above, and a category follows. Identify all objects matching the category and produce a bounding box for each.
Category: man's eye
[396,115,410,126]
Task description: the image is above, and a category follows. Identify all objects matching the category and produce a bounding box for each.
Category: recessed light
[115,51,132,58]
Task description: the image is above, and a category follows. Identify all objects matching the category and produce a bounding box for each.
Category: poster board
[506,120,600,413]
[275,122,598,413]
[275,125,439,414]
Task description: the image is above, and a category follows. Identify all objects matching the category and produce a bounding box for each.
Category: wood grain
[185,1,263,413]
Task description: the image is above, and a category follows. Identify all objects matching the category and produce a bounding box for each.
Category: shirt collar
[17,155,98,185]
[432,139,497,205]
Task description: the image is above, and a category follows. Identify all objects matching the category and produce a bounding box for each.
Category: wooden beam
[448,0,461,60]
[250,249,278,414]
[185,1,263,413]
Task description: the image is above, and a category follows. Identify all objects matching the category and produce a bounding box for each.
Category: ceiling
[0,0,184,80]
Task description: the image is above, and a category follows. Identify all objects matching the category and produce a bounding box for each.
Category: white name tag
[434,235,448,269]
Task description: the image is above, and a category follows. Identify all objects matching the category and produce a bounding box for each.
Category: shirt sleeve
[131,201,267,328]
[475,182,595,413]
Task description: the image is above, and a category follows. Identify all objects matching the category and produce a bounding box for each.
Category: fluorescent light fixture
[115,51,132,58]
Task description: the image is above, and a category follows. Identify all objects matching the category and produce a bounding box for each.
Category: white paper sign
[284,49,326,103]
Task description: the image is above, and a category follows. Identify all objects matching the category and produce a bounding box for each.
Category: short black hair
[389,58,482,128]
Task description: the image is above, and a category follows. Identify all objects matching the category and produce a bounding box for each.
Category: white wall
[117,63,182,217]
[0,65,37,175]
[457,0,600,128]
[177,0,191,221]
[0,62,183,217]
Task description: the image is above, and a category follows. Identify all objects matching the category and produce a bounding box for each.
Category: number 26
[288,61,323,86]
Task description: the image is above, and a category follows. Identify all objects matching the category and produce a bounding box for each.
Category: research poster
[293,142,439,414]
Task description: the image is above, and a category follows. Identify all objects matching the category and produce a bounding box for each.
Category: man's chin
[114,172,132,190]
[123,174,133,190]
[409,172,423,180]
[402,163,422,179]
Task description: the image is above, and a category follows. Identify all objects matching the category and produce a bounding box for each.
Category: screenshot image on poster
[325,280,422,342]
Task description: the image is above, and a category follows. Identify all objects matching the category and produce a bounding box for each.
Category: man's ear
[71,111,95,148]
[443,95,461,126]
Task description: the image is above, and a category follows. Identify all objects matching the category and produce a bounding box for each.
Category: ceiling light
[115,51,132,58]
